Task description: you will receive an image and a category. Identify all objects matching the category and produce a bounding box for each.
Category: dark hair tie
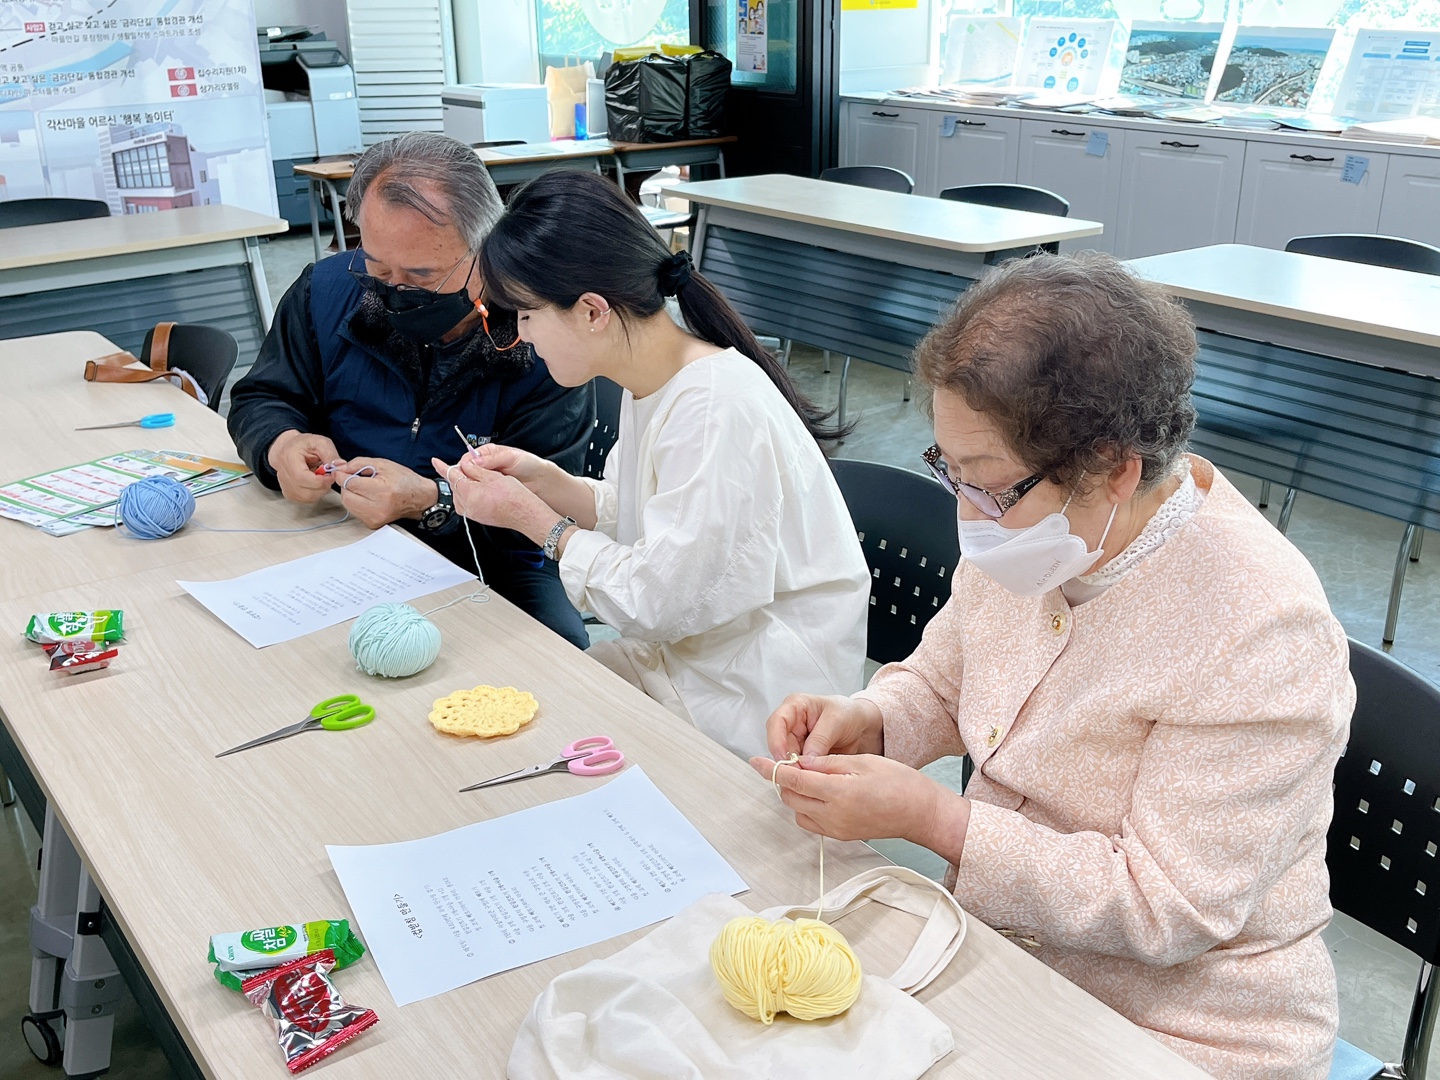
[657,251,693,297]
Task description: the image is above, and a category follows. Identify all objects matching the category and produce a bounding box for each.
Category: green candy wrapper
[25,611,124,645]
[208,920,365,992]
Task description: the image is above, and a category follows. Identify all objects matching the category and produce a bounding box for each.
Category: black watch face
[420,506,451,531]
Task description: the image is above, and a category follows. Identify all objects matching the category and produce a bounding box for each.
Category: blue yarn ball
[116,475,196,539]
[349,603,442,678]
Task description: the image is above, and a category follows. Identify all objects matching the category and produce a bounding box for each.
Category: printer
[258,26,364,226]
[442,84,551,146]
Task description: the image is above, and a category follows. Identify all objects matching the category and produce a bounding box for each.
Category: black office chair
[1286,234,1440,278]
[819,165,915,194]
[139,323,239,411]
[940,183,1071,261]
[1327,639,1440,1080]
[0,198,110,229]
[583,376,623,480]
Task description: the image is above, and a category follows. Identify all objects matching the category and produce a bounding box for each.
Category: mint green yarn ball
[349,603,441,678]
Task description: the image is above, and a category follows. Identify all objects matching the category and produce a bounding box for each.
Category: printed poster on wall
[0,0,277,217]
[1333,29,1440,121]
[1017,18,1119,96]
[736,0,767,73]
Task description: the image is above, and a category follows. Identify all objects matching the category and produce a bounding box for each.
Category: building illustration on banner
[0,0,276,216]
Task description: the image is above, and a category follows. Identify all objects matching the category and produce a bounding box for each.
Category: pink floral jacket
[857,457,1355,1079]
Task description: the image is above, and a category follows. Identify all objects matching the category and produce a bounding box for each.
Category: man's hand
[762,694,885,761]
[333,458,438,530]
[749,753,963,852]
[268,430,342,504]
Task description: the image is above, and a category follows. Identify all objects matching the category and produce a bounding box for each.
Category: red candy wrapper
[48,642,119,675]
[241,949,377,1074]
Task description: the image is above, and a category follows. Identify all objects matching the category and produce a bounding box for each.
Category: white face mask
[957,489,1118,597]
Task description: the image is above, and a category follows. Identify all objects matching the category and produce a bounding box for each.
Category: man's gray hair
[345,132,502,251]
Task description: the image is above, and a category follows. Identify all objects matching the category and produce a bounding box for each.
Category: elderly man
[228,132,592,648]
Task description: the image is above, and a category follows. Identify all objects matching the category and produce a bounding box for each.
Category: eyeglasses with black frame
[922,444,1045,519]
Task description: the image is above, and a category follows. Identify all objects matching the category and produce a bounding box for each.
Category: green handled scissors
[216,694,375,758]
[75,412,176,431]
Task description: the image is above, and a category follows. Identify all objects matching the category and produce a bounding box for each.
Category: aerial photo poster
[0,0,276,216]
[1213,25,1336,109]
[1119,22,1223,99]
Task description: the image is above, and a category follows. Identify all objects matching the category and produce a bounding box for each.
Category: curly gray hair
[345,132,502,251]
[913,251,1197,492]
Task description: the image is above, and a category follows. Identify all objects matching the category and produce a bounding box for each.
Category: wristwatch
[418,479,454,532]
[543,515,577,561]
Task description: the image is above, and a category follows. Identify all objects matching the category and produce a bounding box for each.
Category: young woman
[432,170,869,760]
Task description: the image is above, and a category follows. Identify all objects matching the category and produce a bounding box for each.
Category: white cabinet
[1016,119,1124,252]
[1378,154,1440,249]
[1114,132,1244,259]
[927,111,1021,199]
[1235,142,1388,250]
[841,102,928,189]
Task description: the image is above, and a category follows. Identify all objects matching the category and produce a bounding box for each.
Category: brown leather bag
[83,322,202,401]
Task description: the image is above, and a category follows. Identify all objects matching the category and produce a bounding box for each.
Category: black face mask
[368,278,477,344]
[351,250,478,345]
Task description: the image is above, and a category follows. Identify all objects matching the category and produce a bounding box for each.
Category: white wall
[451,0,539,84]
[839,0,938,93]
[255,0,351,55]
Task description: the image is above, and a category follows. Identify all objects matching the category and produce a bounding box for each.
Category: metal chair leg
[1401,958,1439,1080]
[1411,527,1424,564]
[780,339,792,368]
[838,356,853,429]
[903,377,912,403]
[1385,523,1418,647]
[822,350,831,374]
[1258,480,1271,509]
[1275,487,1298,535]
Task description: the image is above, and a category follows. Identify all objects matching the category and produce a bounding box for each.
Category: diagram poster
[1017,19,1119,96]
[736,0,767,73]
[941,16,1021,86]
[0,0,276,216]
[1333,30,1440,121]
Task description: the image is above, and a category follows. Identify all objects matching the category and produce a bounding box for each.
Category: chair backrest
[584,376,623,480]
[1327,639,1440,965]
[938,183,1071,218]
[819,166,915,194]
[141,324,239,411]
[1285,233,1440,277]
[830,458,959,664]
[0,197,111,230]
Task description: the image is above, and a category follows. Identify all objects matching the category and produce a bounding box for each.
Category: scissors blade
[458,761,560,792]
[74,421,137,430]
[215,718,314,758]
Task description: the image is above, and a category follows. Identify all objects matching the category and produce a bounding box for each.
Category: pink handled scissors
[459,736,625,792]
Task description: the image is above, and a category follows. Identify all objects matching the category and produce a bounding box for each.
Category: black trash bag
[604,53,688,143]
[685,50,732,139]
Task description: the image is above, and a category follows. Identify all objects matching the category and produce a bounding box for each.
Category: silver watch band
[543,516,577,561]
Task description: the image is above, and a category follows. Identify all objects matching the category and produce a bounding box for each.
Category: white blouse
[558,349,871,759]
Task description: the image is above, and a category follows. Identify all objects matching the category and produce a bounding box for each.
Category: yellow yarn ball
[710,914,862,1024]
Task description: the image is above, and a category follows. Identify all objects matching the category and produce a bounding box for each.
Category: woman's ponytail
[480,171,852,446]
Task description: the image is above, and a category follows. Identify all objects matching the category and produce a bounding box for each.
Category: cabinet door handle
[956,119,986,127]
[872,110,900,118]
[1050,128,1086,137]
[1160,140,1200,148]
[1290,153,1335,163]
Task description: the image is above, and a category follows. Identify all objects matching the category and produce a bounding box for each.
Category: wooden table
[0,206,286,387]
[1129,244,1440,644]
[673,173,1102,421]
[0,333,1209,1080]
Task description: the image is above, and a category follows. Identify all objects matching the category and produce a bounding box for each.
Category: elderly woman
[756,253,1354,1080]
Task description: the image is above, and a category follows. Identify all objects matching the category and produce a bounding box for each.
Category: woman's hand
[762,694,884,761]
[431,455,563,548]
[469,443,555,490]
[748,754,965,851]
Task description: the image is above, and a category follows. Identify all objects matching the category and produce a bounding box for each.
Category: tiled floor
[1,236,1435,1075]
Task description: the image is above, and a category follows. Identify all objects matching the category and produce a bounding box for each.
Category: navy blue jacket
[228,254,593,596]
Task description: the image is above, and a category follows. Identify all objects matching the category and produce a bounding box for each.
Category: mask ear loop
[1060,473,1121,563]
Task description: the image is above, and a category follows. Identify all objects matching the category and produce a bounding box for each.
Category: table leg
[307,179,323,264]
[614,158,627,191]
[1,765,13,807]
[324,179,347,254]
[246,237,275,332]
[716,149,726,179]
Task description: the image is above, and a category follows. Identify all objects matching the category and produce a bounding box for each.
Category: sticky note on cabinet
[940,115,957,137]
[1342,154,1369,185]
[1086,130,1109,157]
